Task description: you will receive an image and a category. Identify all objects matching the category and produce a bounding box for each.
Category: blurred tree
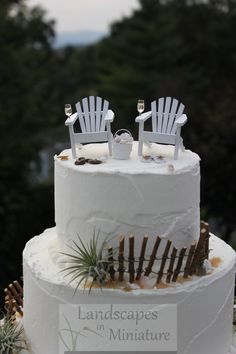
[0,0,58,301]
[90,0,236,240]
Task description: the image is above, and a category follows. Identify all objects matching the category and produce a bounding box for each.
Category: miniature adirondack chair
[65,96,114,159]
[135,97,187,160]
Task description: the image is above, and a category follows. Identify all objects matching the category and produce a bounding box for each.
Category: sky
[27,0,139,33]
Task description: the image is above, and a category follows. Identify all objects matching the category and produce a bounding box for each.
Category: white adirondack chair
[65,96,114,159]
[136,97,188,160]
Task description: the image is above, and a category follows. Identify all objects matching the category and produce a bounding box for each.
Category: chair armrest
[175,114,187,127]
[104,109,115,123]
[65,112,78,126]
[135,111,152,123]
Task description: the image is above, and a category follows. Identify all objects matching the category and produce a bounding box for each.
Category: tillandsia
[61,232,113,294]
[0,314,27,353]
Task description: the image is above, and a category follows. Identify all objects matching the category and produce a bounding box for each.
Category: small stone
[88,159,103,165]
[75,158,86,165]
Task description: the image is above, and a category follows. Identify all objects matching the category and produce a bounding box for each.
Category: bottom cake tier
[23,228,235,354]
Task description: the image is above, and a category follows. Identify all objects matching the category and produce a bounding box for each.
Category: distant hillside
[54,30,106,48]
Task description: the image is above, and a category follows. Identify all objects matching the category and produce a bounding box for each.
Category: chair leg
[106,122,112,156]
[174,127,181,160]
[174,144,179,160]
[180,137,185,151]
[69,126,77,159]
[138,140,143,156]
[108,138,112,156]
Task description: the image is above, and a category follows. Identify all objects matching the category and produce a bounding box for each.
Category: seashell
[57,155,69,161]
[203,259,212,273]
[114,136,121,143]
[153,155,166,164]
[142,155,152,163]
[138,275,156,289]
[167,164,175,172]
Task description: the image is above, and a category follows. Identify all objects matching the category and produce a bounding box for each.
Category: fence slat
[144,236,161,277]
[157,240,172,284]
[118,236,125,281]
[172,247,187,282]
[189,228,207,275]
[4,280,24,317]
[128,235,135,283]
[201,220,210,259]
[108,246,115,281]
[183,244,196,279]
[136,235,148,280]
[166,247,178,283]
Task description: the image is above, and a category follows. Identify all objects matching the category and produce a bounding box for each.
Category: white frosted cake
[22,142,236,354]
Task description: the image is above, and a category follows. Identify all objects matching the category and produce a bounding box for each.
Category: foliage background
[0,0,236,305]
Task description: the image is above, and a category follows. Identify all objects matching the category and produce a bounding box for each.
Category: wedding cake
[22,142,236,354]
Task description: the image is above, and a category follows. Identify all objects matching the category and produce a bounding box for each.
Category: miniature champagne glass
[65,104,72,118]
[137,99,145,115]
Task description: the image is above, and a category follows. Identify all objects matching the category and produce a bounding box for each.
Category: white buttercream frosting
[22,141,236,354]
[55,142,200,253]
[23,228,236,354]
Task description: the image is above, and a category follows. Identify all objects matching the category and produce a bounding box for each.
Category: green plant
[0,315,27,353]
[61,232,112,293]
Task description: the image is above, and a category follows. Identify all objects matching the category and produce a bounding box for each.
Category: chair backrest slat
[75,101,86,133]
[95,96,102,132]
[151,97,185,135]
[166,98,179,134]
[76,96,110,133]
[82,97,91,132]
[100,99,109,131]
[171,102,185,134]
[157,97,164,132]
[162,97,172,133]
[89,96,95,132]
[151,101,157,132]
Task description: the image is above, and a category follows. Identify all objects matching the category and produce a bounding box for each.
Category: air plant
[0,314,27,353]
[61,232,113,294]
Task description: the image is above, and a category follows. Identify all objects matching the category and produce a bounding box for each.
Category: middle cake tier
[55,142,200,253]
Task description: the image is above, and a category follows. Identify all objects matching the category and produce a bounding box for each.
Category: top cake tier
[54,141,200,253]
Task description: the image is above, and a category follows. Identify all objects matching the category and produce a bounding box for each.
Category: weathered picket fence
[4,221,210,319]
[4,279,23,319]
[107,221,210,284]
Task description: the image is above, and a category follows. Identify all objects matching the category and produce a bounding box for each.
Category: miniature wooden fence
[107,221,210,284]
[2,221,210,318]
[4,279,23,319]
